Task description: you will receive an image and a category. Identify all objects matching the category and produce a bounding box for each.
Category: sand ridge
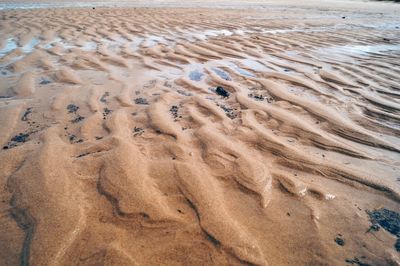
[0,4,400,265]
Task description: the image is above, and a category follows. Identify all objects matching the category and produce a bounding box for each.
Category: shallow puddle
[316,43,400,57]
[0,38,18,57]
[189,69,204,81]
[212,67,231,80]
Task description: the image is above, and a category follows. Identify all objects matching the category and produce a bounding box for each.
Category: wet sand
[0,1,400,265]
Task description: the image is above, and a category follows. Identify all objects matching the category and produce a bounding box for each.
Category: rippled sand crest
[0,5,400,266]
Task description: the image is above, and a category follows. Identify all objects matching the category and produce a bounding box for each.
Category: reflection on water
[22,38,40,53]
[240,59,269,72]
[225,62,255,77]
[212,67,231,80]
[0,38,17,57]
[189,70,204,81]
[316,43,400,56]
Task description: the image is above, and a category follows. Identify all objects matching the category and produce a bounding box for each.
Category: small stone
[215,86,229,98]
[335,236,345,246]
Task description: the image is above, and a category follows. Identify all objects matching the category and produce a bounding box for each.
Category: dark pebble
[215,86,229,98]
[335,236,345,246]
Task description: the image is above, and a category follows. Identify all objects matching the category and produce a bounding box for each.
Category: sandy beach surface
[0,0,400,265]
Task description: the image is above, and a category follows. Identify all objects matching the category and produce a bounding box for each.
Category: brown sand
[0,1,400,265]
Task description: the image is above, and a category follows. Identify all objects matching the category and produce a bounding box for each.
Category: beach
[0,1,400,265]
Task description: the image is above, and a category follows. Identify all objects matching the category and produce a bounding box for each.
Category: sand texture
[0,2,400,265]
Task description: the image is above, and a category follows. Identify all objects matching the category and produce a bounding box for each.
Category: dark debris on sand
[3,133,30,149]
[334,235,345,246]
[170,105,182,120]
[67,104,79,114]
[217,103,237,119]
[345,257,371,266]
[133,127,144,137]
[39,78,52,85]
[100,91,109,103]
[134,98,149,105]
[368,208,400,236]
[21,107,32,121]
[67,104,85,123]
[248,93,265,101]
[71,115,85,123]
[68,134,83,144]
[102,108,112,119]
[11,133,29,143]
[367,208,400,252]
[177,89,192,97]
[248,93,274,103]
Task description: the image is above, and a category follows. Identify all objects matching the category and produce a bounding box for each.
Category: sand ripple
[0,4,400,265]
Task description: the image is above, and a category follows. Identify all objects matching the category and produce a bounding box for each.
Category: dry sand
[0,1,400,265]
